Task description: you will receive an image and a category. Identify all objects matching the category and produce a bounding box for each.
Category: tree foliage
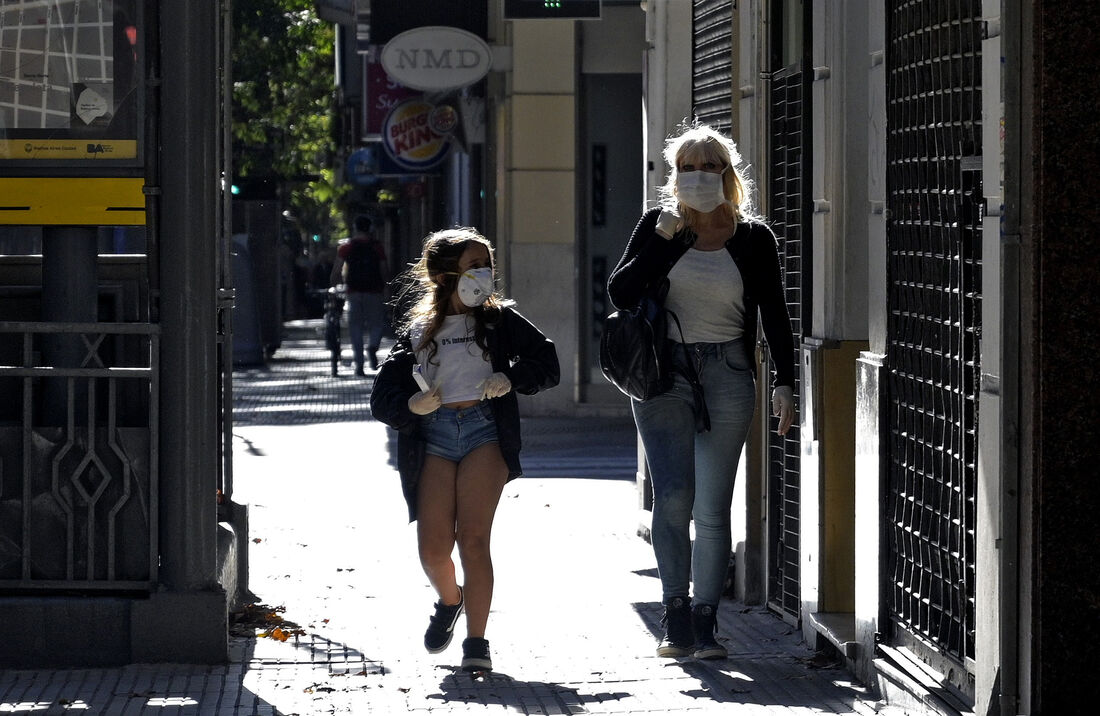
[232,0,346,240]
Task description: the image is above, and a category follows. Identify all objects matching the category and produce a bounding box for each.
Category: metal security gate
[0,322,159,591]
[765,62,807,623]
[885,0,982,672]
[692,0,734,131]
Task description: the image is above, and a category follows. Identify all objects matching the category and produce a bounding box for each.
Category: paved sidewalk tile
[0,322,901,715]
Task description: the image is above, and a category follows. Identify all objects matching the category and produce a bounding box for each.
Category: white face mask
[457,266,494,307]
[676,169,728,213]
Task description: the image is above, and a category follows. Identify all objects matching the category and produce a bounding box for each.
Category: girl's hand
[480,373,512,399]
[655,208,682,239]
[408,385,442,415]
[772,385,795,436]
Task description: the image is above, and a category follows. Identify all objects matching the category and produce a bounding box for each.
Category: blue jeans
[346,291,386,370]
[632,337,756,606]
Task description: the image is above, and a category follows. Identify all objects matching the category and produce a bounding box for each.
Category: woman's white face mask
[456,266,494,307]
[676,168,728,213]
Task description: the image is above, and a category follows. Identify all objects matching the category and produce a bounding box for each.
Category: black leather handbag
[599,279,674,401]
[599,278,711,431]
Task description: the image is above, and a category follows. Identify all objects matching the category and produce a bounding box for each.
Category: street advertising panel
[0,0,144,169]
[364,58,417,140]
[365,52,484,176]
[382,97,456,171]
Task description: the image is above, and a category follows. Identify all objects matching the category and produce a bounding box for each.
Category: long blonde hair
[394,227,507,364]
[658,120,757,226]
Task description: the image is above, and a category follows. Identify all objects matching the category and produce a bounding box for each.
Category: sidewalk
[0,320,897,715]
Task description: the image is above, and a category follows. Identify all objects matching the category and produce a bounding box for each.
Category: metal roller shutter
[885,0,983,665]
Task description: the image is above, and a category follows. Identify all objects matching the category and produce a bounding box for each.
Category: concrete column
[1017,2,1100,712]
[158,0,219,592]
[853,352,885,686]
[504,19,577,415]
[40,227,98,426]
[141,0,226,664]
[974,1,1009,713]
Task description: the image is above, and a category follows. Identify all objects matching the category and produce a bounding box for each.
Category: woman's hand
[654,208,682,239]
[480,372,512,399]
[772,385,795,435]
[408,385,442,415]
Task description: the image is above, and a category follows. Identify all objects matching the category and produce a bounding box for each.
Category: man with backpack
[331,214,390,374]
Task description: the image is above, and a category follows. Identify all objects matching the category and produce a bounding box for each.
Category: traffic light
[503,0,601,20]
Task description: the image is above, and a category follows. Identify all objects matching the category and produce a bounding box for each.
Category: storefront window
[0,0,143,167]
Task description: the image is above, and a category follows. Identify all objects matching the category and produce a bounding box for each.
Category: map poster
[0,0,143,165]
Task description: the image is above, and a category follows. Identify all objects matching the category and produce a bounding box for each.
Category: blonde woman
[608,122,796,660]
[370,228,559,673]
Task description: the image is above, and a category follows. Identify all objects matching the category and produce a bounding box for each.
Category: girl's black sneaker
[424,589,464,653]
[461,637,493,672]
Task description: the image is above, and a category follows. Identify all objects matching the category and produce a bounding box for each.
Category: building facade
[638,1,1100,714]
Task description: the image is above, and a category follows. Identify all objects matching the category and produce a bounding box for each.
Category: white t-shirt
[411,314,493,403]
[663,247,746,343]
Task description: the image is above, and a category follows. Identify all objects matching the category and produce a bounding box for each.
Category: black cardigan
[607,207,796,389]
[369,304,560,521]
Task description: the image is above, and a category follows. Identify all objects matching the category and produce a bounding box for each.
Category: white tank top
[411,314,493,403]
[663,247,746,343]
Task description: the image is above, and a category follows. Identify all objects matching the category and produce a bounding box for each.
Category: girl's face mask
[676,168,728,213]
[456,266,494,307]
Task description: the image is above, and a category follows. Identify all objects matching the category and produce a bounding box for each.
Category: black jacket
[369,305,560,521]
[607,207,796,389]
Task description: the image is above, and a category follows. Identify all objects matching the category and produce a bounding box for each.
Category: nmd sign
[381,26,492,92]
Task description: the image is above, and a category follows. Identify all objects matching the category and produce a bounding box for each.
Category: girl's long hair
[392,227,508,365]
[657,119,758,226]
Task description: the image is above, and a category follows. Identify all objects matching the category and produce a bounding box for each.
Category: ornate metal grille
[885,0,982,663]
[766,63,806,623]
[692,0,734,132]
[0,322,158,591]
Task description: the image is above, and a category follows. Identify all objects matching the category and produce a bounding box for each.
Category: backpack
[599,279,674,401]
[345,239,384,292]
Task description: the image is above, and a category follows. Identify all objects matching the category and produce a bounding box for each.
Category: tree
[232,0,347,241]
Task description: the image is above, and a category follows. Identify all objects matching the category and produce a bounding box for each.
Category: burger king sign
[382,99,455,170]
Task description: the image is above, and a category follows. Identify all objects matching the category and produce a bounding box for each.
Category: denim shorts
[419,401,499,462]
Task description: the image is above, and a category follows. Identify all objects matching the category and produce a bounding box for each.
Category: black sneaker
[691,603,727,660]
[424,589,464,653]
[656,595,693,657]
[461,637,492,672]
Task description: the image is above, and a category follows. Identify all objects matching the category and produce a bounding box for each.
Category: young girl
[369,227,559,673]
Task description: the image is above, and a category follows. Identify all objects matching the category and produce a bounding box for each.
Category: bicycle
[322,286,346,376]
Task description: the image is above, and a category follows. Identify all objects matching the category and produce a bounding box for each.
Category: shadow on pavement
[233,320,376,427]
[631,600,879,711]
[428,669,632,714]
[0,649,289,715]
[233,321,639,485]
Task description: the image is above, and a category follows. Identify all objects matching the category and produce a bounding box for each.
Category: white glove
[408,385,442,415]
[654,208,682,239]
[771,385,794,436]
[480,372,512,400]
